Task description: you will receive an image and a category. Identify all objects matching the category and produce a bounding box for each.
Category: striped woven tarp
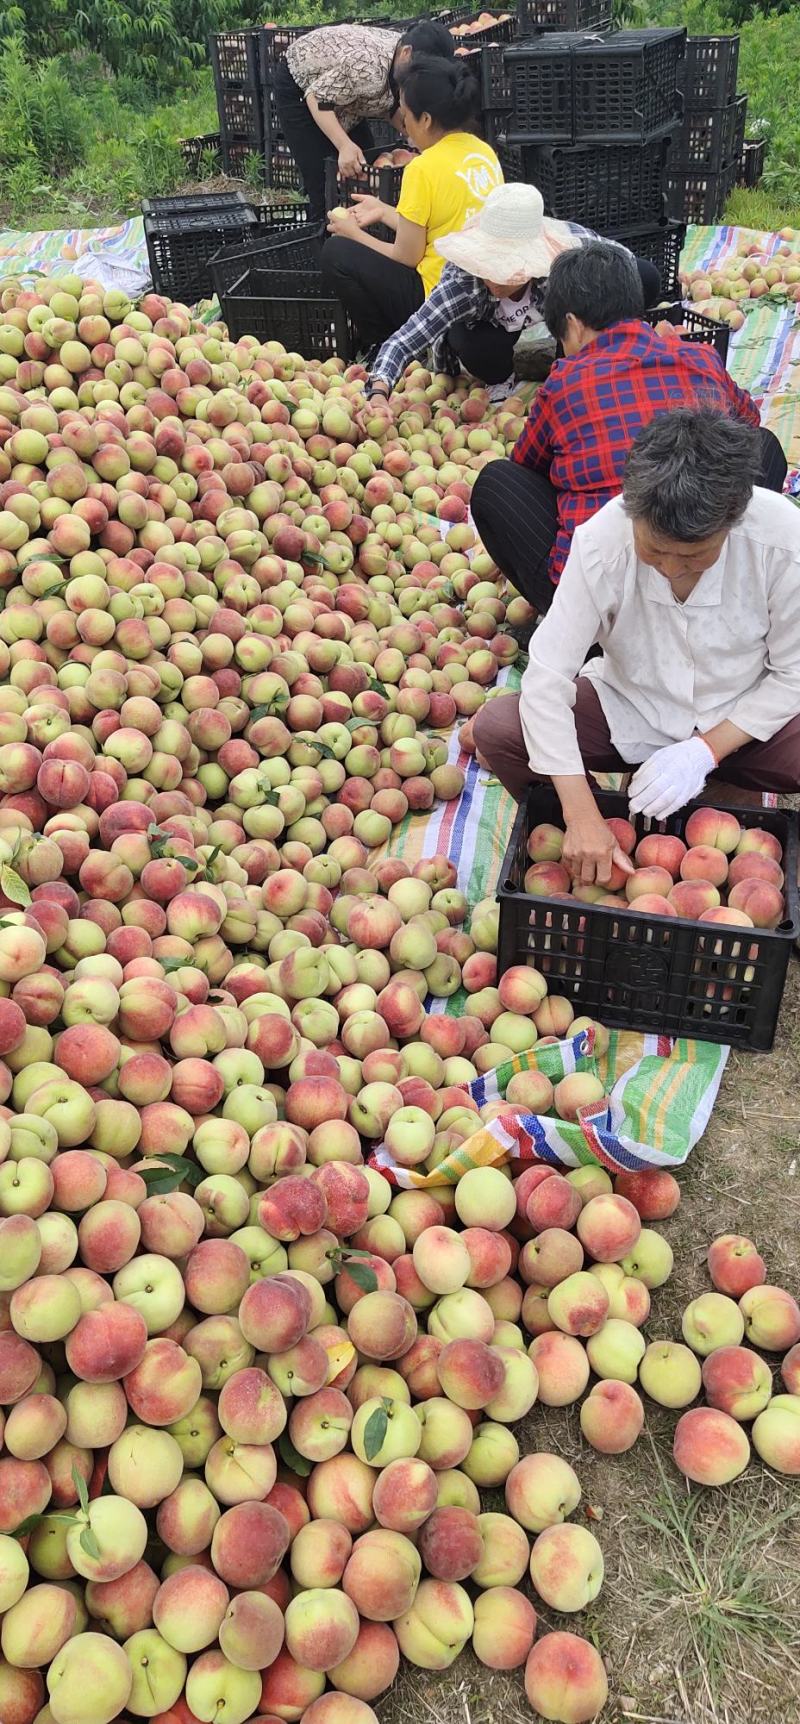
[0,216,146,280]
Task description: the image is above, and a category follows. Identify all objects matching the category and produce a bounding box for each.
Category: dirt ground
[378,958,800,1724]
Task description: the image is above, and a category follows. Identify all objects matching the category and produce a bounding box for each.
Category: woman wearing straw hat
[363,181,621,403]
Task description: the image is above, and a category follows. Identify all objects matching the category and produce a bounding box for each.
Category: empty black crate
[254,201,310,232]
[681,34,739,109]
[211,29,264,149]
[669,94,747,172]
[644,301,730,365]
[143,194,258,302]
[507,29,685,146]
[610,220,685,297]
[738,136,766,188]
[220,137,266,180]
[211,226,353,360]
[524,138,669,229]
[666,163,736,224]
[518,0,612,33]
[497,787,798,1050]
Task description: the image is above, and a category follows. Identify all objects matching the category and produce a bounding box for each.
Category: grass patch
[632,1450,800,1718]
[724,185,800,234]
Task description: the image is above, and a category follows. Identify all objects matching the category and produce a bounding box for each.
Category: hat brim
[435,217,582,283]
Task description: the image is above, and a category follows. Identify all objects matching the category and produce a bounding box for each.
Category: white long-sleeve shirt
[519,489,800,778]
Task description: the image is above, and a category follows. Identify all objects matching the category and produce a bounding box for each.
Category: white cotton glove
[628,736,716,821]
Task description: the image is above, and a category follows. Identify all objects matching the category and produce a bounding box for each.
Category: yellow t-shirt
[396,133,504,298]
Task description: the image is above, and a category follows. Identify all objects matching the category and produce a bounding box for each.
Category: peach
[728,878,784,927]
[210,1501,290,1589]
[306,1454,375,1534]
[634,833,686,874]
[527,824,564,862]
[46,1632,133,1724]
[370,1456,437,1534]
[620,1226,673,1289]
[291,1519,352,1591]
[415,1397,474,1471]
[351,1396,421,1468]
[524,1630,608,1724]
[626,865,673,901]
[397,1335,444,1400]
[328,1618,399,1701]
[454,1166,516,1232]
[685,807,741,852]
[547,1272,609,1338]
[393,1577,473,1670]
[752,1395,800,1474]
[1,1580,78,1667]
[346,1290,416,1360]
[84,1559,160,1639]
[470,1510,529,1589]
[219,1589,286,1670]
[462,1420,520,1489]
[529,1523,603,1613]
[580,1378,644,1452]
[673,1406,751,1485]
[258,1646,325,1720]
[239,1274,311,1354]
[526,1174,582,1233]
[668,879,721,917]
[552,1074,605,1123]
[436,1338,505,1410]
[3,1392,66,1460]
[586,1317,646,1382]
[706,1233,766,1297]
[65,1492,148,1582]
[740,1284,800,1351]
[217,1366,287,1445]
[522,1230,584,1289]
[702,1345,772,1421]
[155,1476,220,1555]
[485,1346,539,1423]
[576,1193,641,1263]
[342,1527,421,1620]
[681,844,729,886]
[427,1287,495,1345]
[525,861,571,896]
[299,1698,379,1724]
[498,965,548,1013]
[184,1648,261,1724]
[461,1227,513,1289]
[123,1337,202,1427]
[727,852,784,889]
[682,1292,745,1356]
[781,1343,800,1394]
[0,1535,29,1611]
[284,1588,360,1673]
[505,1070,555,1112]
[566,1166,613,1206]
[64,1301,148,1383]
[152,1565,229,1653]
[528,1332,589,1406]
[613,1169,680,1220]
[289,1389,354,1464]
[639,1340,701,1408]
[588,1263,650,1327]
[0,1663,44,1724]
[411,1226,470,1296]
[473,1586,536,1670]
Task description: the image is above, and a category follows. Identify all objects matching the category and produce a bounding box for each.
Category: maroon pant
[473,681,800,802]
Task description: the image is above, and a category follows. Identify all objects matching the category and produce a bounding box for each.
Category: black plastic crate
[451,13,516,45]
[254,201,310,231]
[219,137,266,181]
[480,43,512,111]
[518,0,612,33]
[324,144,409,230]
[497,787,798,1050]
[738,135,766,189]
[211,225,354,360]
[666,162,736,224]
[681,35,739,110]
[610,219,685,297]
[669,93,746,172]
[143,194,258,302]
[180,134,221,177]
[524,138,669,230]
[507,29,685,146]
[497,139,523,179]
[217,85,263,146]
[210,28,262,86]
[644,300,730,365]
[259,24,312,67]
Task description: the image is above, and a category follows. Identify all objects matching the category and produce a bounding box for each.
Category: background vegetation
[0,0,797,231]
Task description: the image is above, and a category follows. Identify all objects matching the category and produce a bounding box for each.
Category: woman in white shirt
[473,408,800,885]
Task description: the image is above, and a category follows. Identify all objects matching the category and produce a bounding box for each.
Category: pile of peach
[525,807,787,931]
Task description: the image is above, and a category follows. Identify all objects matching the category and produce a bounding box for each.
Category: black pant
[321,236,424,349]
[273,61,376,223]
[471,426,789,615]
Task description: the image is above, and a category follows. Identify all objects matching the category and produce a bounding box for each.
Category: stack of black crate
[497,26,687,295]
[666,35,746,225]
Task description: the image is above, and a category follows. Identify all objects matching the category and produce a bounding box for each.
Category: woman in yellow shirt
[321,56,503,355]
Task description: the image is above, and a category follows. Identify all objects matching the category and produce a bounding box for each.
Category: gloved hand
[628,736,716,820]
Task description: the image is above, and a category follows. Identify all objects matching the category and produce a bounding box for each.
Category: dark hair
[543,241,645,341]
[399,53,479,129]
[623,409,758,542]
[398,18,456,59]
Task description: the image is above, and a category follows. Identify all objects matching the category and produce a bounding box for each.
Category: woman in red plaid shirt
[471,242,787,619]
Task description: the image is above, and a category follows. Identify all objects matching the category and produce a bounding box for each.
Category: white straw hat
[435,182,582,284]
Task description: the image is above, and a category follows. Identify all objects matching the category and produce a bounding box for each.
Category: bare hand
[338,141,367,179]
[562,814,634,887]
[350,191,386,229]
[327,206,361,241]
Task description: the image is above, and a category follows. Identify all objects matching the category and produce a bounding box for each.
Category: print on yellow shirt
[397,132,504,297]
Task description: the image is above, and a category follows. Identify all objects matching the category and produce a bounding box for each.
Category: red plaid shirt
[511,320,761,585]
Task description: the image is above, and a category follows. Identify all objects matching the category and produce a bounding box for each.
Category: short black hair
[398,18,456,59]
[399,53,479,129]
[623,409,758,542]
[543,241,645,342]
